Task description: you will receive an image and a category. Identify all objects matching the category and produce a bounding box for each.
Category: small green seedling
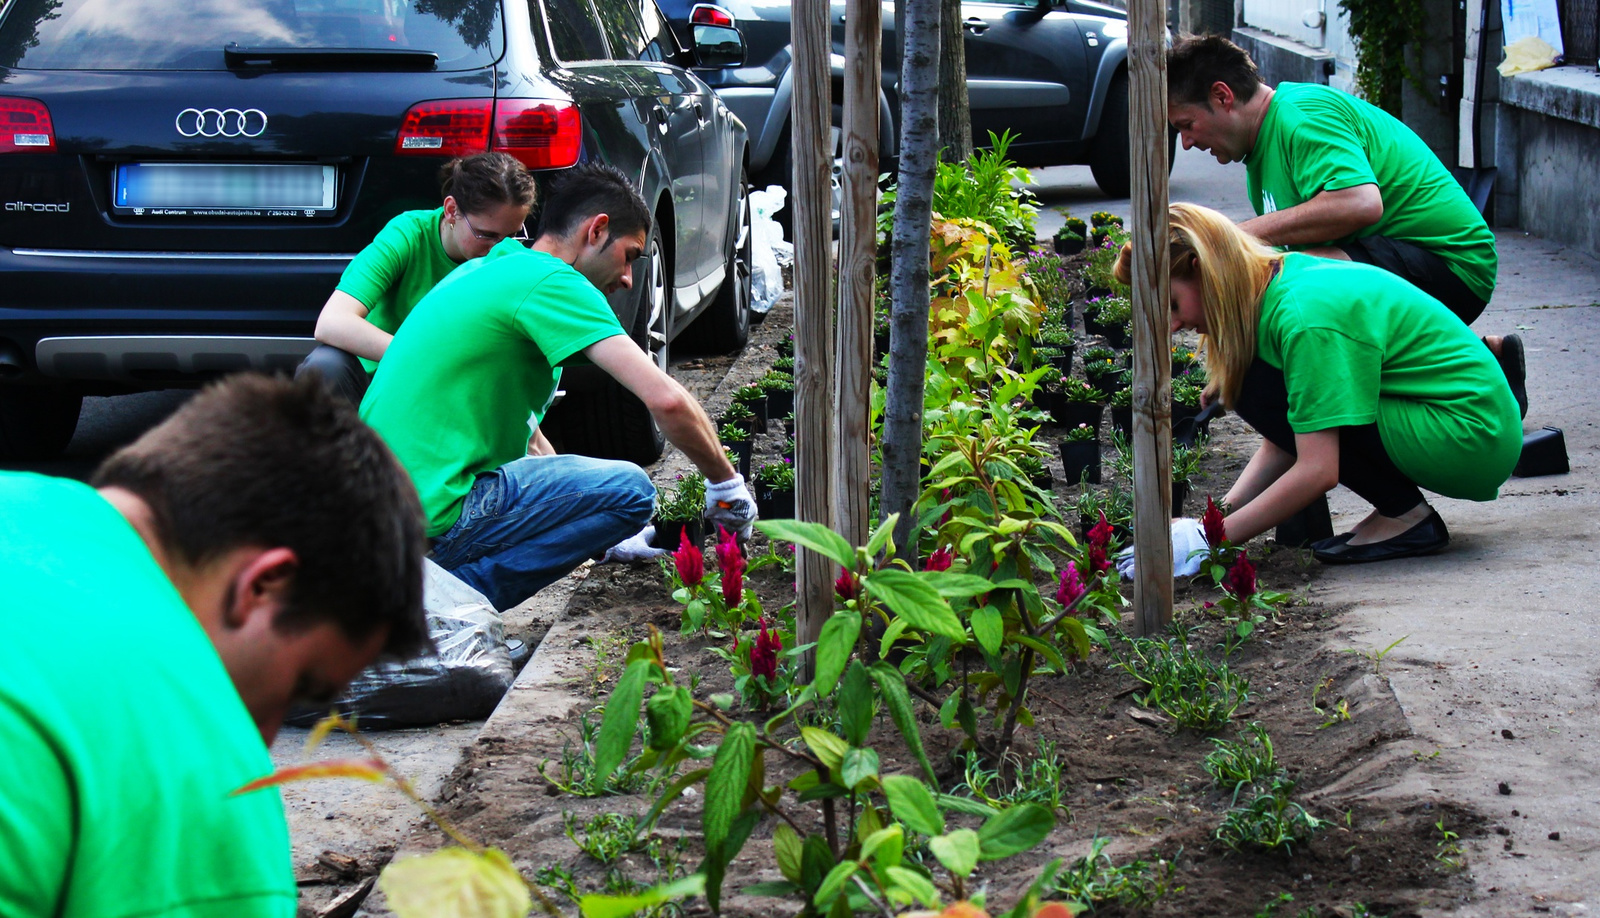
[1203,722,1281,799]
[1113,629,1250,731]
[1310,676,1353,729]
[564,812,642,865]
[1434,817,1465,871]
[1050,836,1181,909]
[1215,777,1327,854]
[1346,634,1409,675]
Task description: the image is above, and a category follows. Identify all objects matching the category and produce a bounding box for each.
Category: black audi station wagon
[0,0,751,464]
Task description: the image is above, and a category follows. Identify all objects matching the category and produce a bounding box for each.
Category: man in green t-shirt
[361,163,755,612]
[0,374,429,918]
[1165,34,1528,418]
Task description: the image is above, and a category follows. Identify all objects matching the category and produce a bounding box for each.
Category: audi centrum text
[0,0,751,465]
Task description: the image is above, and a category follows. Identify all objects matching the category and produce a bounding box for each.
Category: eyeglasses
[459,212,509,244]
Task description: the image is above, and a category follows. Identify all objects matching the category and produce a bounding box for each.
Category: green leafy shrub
[1215,776,1327,853]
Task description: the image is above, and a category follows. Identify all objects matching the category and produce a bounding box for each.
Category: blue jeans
[429,455,656,611]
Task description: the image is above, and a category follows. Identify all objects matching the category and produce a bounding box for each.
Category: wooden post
[791,0,836,671]
[1128,0,1173,636]
[833,0,880,549]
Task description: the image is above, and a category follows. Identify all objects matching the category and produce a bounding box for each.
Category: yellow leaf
[304,711,353,754]
[232,758,389,796]
[380,847,532,918]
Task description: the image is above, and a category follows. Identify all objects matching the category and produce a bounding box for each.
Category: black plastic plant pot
[874,330,891,359]
[1172,401,1201,429]
[1514,426,1570,477]
[739,394,768,429]
[783,416,796,439]
[1275,494,1334,547]
[756,488,796,520]
[766,389,795,418]
[1033,389,1063,418]
[1031,470,1054,490]
[652,516,704,550]
[1102,326,1131,350]
[1084,368,1119,394]
[1054,235,1085,256]
[1060,439,1101,485]
[1089,229,1110,248]
[1083,285,1113,300]
[1171,481,1189,516]
[1111,405,1133,439]
[1049,349,1075,377]
[1054,400,1102,432]
[726,439,753,479]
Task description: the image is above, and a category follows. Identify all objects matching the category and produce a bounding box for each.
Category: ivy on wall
[1338,0,1431,114]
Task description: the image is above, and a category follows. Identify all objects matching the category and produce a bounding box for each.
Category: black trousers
[294,344,371,406]
[1232,359,1425,518]
[1338,235,1488,325]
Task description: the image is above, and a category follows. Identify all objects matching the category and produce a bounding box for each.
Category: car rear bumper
[0,246,351,384]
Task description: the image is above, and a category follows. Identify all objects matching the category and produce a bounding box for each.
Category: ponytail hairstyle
[437,152,537,217]
[1112,202,1280,409]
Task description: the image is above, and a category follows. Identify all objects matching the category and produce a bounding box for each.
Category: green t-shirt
[0,473,295,918]
[1255,254,1520,501]
[334,207,521,372]
[1246,82,1498,303]
[360,248,627,536]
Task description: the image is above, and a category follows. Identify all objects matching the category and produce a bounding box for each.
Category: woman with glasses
[1117,203,1520,570]
[297,153,536,403]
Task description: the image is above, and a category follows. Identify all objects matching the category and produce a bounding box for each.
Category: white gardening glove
[1115,518,1208,579]
[601,525,668,563]
[704,474,758,539]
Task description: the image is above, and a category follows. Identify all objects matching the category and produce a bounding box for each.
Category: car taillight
[394,98,580,169]
[0,97,56,154]
[492,100,581,170]
[394,99,493,157]
[690,3,735,27]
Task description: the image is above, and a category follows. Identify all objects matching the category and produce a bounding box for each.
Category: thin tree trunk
[879,0,941,548]
[936,0,972,162]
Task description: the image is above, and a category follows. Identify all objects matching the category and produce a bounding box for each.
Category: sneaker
[507,638,533,671]
[1493,334,1528,419]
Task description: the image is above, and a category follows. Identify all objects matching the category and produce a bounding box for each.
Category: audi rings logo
[175,108,268,138]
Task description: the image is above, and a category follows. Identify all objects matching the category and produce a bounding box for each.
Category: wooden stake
[1128,0,1173,636]
[833,0,881,549]
[791,0,835,672]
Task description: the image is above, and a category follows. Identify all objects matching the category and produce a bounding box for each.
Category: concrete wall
[1501,65,1600,259]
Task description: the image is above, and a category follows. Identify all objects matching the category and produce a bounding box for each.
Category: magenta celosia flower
[716,525,745,607]
[834,566,859,601]
[1087,511,1114,549]
[1202,496,1227,548]
[1224,551,1257,602]
[750,618,781,681]
[673,528,703,587]
[925,545,954,572]
[1056,562,1086,608]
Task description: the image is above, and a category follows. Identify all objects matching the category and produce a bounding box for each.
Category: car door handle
[963,17,988,34]
[693,99,705,122]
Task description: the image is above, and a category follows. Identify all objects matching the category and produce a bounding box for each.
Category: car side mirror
[691,24,745,69]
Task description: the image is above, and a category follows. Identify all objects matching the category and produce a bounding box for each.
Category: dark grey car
[0,0,751,464]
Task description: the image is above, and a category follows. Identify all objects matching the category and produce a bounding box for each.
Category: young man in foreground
[0,374,429,917]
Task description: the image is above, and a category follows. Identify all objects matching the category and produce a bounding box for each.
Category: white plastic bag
[285,560,514,729]
[748,185,792,314]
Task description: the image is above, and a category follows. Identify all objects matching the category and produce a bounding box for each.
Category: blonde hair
[1112,203,1281,408]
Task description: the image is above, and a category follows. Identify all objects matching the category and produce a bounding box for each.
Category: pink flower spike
[1087,511,1114,550]
[925,545,954,572]
[672,528,703,587]
[1056,562,1086,608]
[1202,496,1227,548]
[834,566,859,601]
[715,525,745,608]
[1224,551,1257,602]
[750,619,781,681]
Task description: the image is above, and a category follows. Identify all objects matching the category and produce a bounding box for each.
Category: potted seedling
[1109,386,1133,440]
[732,384,768,430]
[1172,440,1205,515]
[1082,344,1123,393]
[651,471,706,549]
[1063,215,1088,244]
[1017,453,1053,490]
[772,355,795,375]
[1088,211,1124,248]
[718,421,752,479]
[781,411,795,439]
[1087,295,1132,347]
[1059,422,1101,484]
[759,369,795,419]
[1036,325,1076,374]
[1053,376,1104,430]
[1171,344,1200,376]
[776,333,794,359]
[1172,375,1204,429]
[1072,483,1132,542]
[720,401,758,438]
[753,459,796,519]
[1053,223,1085,256]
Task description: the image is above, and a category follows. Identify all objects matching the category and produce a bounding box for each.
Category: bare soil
[403,302,1484,917]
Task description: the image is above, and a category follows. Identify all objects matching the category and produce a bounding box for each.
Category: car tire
[1090,70,1179,199]
[679,166,751,353]
[544,226,670,466]
[0,386,82,461]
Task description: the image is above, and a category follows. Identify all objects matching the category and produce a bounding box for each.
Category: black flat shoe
[1313,512,1449,564]
[1309,531,1356,552]
[1494,334,1528,420]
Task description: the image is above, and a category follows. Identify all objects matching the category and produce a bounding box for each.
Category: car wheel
[0,386,82,460]
[680,166,751,352]
[1090,70,1179,198]
[544,226,670,466]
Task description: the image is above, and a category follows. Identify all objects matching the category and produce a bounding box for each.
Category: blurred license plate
[113,163,337,217]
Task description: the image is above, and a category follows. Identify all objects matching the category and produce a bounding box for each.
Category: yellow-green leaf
[929,828,980,877]
[970,604,1004,657]
[800,726,849,774]
[232,758,387,796]
[581,875,706,918]
[379,847,531,918]
[773,824,804,884]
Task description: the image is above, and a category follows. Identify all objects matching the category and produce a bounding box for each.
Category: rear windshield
[0,0,503,71]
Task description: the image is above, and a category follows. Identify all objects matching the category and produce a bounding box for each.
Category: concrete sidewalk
[1037,149,1600,916]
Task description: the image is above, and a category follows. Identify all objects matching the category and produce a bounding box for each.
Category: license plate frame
[112,162,338,218]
